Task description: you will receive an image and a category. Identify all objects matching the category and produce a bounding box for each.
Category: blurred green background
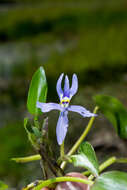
[1,0,127,189]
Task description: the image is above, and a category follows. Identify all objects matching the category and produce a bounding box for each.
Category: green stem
[60,141,65,158]
[60,106,98,170]
[33,176,94,190]
[40,159,48,180]
[23,180,42,190]
[99,156,116,173]
[11,154,41,163]
[116,158,127,163]
[83,170,90,176]
[88,156,117,180]
[84,156,127,177]
[83,156,117,179]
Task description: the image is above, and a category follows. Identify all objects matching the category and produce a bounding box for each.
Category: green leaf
[32,127,42,138]
[71,142,99,177]
[27,66,47,116]
[0,181,8,190]
[24,117,33,133]
[91,171,127,190]
[93,95,127,139]
[24,118,39,149]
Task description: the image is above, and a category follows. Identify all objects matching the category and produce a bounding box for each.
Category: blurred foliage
[0,181,8,190]
[93,95,127,139]
[0,121,31,183]
[0,0,126,4]
[0,0,127,81]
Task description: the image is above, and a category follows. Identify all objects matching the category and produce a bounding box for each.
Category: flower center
[60,97,70,108]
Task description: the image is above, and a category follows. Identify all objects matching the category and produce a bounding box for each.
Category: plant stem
[22,180,42,190]
[116,158,127,163]
[88,156,117,180]
[60,141,65,158]
[33,176,94,190]
[84,156,127,177]
[40,159,48,180]
[99,156,116,173]
[83,156,117,180]
[60,106,98,170]
[39,144,64,177]
[12,154,41,163]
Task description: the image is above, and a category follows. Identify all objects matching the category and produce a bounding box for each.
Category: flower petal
[56,73,64,100]
[68,105,97,117]
[37,102,62,112]
[56,111,68,145]
[70,74,78,98]
[64,75,70,97]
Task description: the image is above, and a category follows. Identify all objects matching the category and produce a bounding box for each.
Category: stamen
[60,97,70,107]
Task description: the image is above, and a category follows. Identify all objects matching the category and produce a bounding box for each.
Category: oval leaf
[27,66,47,115]
[91,171,127,190]
[93,95,127,139]
[71,142,99,177]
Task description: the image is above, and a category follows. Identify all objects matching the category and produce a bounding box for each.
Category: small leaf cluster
[70,142,127,190]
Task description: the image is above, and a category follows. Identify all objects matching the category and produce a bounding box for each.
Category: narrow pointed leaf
[27,66,47,115]
[91,171,127,190]
[71,142,99,177]
[93,95,127,139]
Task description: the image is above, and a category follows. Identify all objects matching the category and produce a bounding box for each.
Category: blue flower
[37,73,96,145]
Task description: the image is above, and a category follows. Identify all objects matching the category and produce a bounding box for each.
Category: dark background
[0,0,127,189]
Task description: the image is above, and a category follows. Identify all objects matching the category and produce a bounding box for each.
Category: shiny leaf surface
[27,66,47,115]
[91,171,127,190]
[71,142,99,177]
